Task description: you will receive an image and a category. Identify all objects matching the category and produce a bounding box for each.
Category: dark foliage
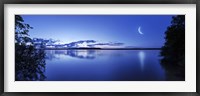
[15,15,33,45]
[15,15,46,81]
[15,45,46,81]
[160,15,185,80]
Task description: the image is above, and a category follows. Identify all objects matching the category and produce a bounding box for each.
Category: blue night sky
[21,15,174,48]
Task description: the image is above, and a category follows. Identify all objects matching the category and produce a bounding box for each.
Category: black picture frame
[0,0,199,96]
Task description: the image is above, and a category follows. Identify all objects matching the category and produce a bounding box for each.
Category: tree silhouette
[15,15,33,45]
[15,15,46,81]
[160,15,185,80]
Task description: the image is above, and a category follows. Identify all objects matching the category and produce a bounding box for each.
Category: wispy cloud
[70,40,96,44]
[88,42,124,46]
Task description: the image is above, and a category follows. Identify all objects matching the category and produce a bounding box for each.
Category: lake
[44,50,166,81]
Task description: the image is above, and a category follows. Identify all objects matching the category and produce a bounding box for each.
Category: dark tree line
[15,15,46,81]
[160,15,185,80]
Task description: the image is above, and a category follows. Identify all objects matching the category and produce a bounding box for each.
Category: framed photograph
[1,0,199,96]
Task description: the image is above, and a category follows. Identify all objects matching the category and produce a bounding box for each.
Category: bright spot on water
[138,51,145,71]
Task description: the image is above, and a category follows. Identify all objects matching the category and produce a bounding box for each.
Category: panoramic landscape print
[15,15,185,81]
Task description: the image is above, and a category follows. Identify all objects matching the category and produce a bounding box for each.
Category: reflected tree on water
[160,15,185,81]
[15,15,46,81]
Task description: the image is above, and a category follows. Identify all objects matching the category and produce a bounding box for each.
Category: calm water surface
[44,50,166,81]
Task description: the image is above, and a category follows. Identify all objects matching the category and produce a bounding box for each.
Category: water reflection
[15,45,46,81]
[44,50,166,81]
[138,51,145,71]
[45,50,124,60]
[15,49,184,81]
[15,47,184,81]
[160,60,185,81]
[67,50,96,59]
[46,50,96,60]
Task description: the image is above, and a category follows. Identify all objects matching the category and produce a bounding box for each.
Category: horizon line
[44,47,162,50]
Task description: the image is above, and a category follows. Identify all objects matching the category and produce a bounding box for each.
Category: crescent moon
[138,26,144,35]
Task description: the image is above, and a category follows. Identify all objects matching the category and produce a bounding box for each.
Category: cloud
[88,42,124,47]
[66,40,96,47]
[76,40,96,44]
